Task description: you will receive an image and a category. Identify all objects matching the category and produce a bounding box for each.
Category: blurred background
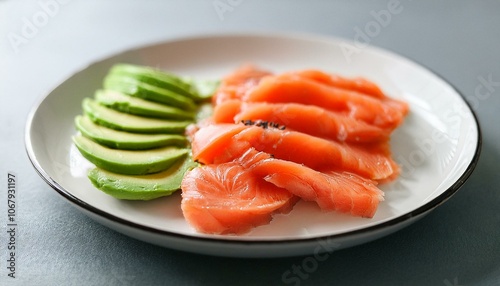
[1,1,499,285]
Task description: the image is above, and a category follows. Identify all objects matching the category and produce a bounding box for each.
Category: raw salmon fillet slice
[236,126,397,180]
[250,158,383,218]
[181,65,409,234]
[196,123,398,180]
[282,69,386,99]
[245,75,408,129]
[234,148,384,218]
[213,99,391,143]
[181,162,297,235]
[191,124,398,180]
[212,65,272,105]
[192,123,398,180]
[190,123,247,164]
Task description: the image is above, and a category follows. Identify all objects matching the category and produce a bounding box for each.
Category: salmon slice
[283,69,386,99]
[234,148,383,218]
[212,99,242,123]
[213,100,391,143]
[235,125,397,180]
[192,123,397,180]
[212,65,272,105]
[248,156,383,218]
[183,65,409,233]
[181,162,297,235]
[191,123,248,165]
[245,75,408,129]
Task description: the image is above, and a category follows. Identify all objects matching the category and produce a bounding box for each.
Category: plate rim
[24,32,482,249]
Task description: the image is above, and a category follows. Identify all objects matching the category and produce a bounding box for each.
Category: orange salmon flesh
[181,65,408,235]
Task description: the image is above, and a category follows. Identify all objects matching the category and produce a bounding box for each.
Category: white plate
[25,33,481,257]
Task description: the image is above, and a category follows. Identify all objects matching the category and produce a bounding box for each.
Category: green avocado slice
[75,115,187,150]
[109,64,196,99]
[73,135,189,175]
[95,89,195,120]
[83,98,191,134]
[109,64,220,102]
[183,77,221,101]
[103,74,197,111]
[88,155,198,200]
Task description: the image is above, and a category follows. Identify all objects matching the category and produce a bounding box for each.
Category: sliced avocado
[95,89,195,120]
[83,98,191,134]
[183,77,220,101]
[103,74,196,111]
[73,135,189,175]
[110,64,219,102]
[75,115,188,150]
[109,64,196,99]
[88,155,198,200]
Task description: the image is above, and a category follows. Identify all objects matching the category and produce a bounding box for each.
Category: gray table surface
[2,0,499,285]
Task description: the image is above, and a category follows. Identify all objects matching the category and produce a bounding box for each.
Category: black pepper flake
[242,119,254,126]
[240,120,286,130]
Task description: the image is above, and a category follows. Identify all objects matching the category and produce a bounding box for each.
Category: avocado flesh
[95,89,195,120]
[75,115,187,150]
[73,63,218,200]
[183,77,221,101]
[83,98,191,134]
[73,135,189,175]
[88,155,198,200]
[103,74,196,111]
[109,64,196,99]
